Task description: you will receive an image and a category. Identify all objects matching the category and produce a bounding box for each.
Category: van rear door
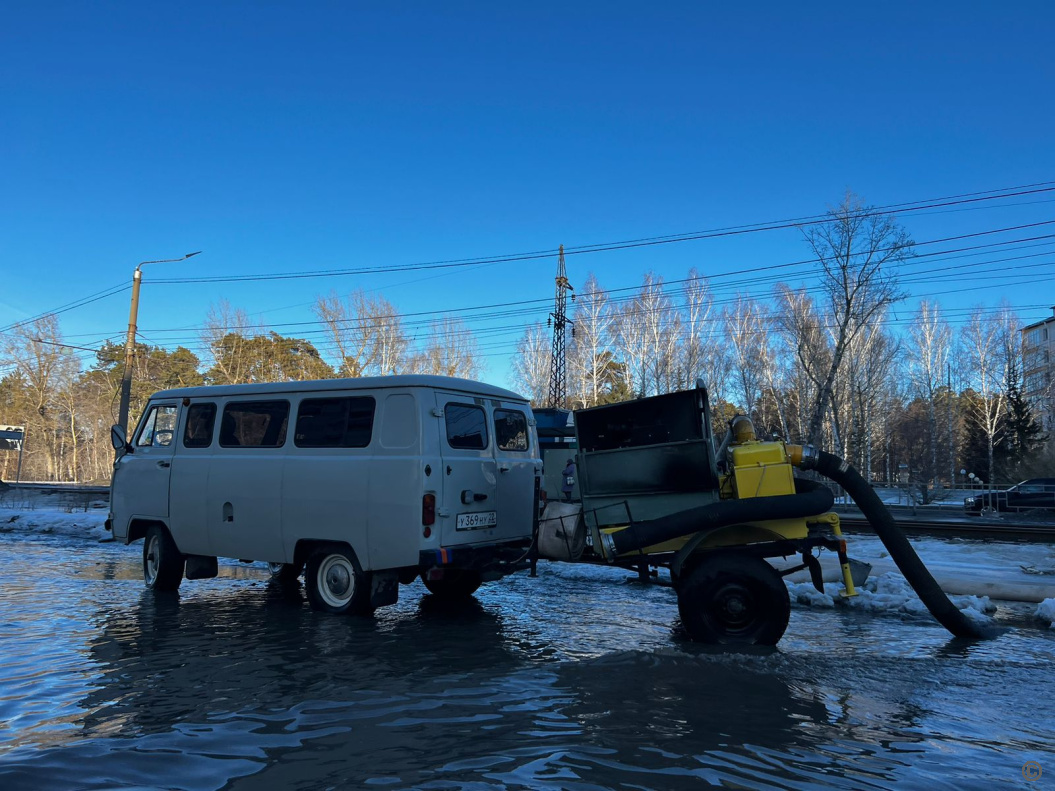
[493,403,540,543]
[436,394,498,546]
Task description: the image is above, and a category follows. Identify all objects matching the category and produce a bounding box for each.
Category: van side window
[183,403,217,448]
[445,404,488,450]
[136,405,178,447]
[219,401,290,448]
[295,397,375,447]
[495,409,528,451]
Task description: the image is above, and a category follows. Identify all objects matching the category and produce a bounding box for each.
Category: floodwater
[1,529,1054,790]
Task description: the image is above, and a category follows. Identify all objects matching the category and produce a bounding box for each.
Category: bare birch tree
[314,289,410,377]
[905,301,951,490]
[724,295,767,416]
[409,317,483,379]
[201,300,258,385]
[799,193,911,446]
[568,273,612,408]
[511,323,550,406]
[960,303,1018,484]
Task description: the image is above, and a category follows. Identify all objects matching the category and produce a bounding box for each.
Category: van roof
[150,375,528,403]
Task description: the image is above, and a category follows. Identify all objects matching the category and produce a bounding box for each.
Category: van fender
[126,518,170,546]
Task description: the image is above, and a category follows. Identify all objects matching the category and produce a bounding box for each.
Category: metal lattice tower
[547,244,574,407]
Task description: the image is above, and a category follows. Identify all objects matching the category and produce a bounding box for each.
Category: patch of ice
[787,572,995,626]
[787,581,835,608]
[1035,598,1055,628]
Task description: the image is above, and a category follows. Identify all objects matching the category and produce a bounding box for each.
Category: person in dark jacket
[561,458,576,503]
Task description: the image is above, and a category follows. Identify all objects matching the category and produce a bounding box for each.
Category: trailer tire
[677,553,790,645]
[421,569,483,598]
[143,525,185,592]
[305,546,373,615]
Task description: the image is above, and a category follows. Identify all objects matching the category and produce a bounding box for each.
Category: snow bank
[1035,598,1055,629]
[0,506,109,540]
[788,571,996,625]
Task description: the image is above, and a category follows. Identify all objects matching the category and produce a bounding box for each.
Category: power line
[148,185,1055,286]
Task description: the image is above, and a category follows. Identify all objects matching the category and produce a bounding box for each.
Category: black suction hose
[602,478,834,558]
[799,447,997,640]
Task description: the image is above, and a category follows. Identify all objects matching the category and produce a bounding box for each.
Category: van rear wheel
[143,525,184,592]
[305,547,372,615]
[421,569,483,598]
[676,553,790,645]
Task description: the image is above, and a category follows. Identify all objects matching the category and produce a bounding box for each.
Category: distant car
[963,478,1055,515]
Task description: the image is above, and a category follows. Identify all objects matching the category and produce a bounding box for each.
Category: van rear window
[219,401,290,448]
[495,409,528,451]
[295,397,375,447]
[445,404,488,450]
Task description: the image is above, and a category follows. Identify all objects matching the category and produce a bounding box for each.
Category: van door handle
[498,465,510,472]
[156,461,170,469]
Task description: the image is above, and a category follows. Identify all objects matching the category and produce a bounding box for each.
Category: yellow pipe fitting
[731,415,756,444]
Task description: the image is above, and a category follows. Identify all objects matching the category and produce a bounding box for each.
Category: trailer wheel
[143,525,185,592]
[267,562,302,583]
[421,569,483,598]
[677,554,790,645]
[305,547,373,615]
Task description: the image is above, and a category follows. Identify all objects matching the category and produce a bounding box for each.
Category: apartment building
[1022,306,1055,432]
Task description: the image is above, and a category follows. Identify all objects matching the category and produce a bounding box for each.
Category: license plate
[457,511,497,530]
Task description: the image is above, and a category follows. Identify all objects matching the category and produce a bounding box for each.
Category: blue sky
[2,1,1054,385]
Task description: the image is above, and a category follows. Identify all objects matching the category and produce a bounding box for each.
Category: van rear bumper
[420,539,532,576]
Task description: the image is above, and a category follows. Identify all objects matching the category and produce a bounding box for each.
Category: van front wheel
[306,547,372,615]
[143,525,184,591]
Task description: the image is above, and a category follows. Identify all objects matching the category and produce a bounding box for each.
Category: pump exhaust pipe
[787,445,998,640]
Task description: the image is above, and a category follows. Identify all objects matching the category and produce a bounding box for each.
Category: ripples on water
[1,533,1054,790]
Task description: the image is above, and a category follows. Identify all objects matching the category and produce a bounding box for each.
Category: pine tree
[1000,356,1045,479]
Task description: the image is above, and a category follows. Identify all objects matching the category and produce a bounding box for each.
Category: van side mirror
[111,424,131,455]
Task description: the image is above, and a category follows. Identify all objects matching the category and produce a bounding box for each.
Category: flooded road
[2,528,1054,790]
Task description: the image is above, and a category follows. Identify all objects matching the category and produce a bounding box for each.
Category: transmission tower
[547,244,574,407]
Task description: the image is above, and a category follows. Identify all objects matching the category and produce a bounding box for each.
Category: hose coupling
[599,531,618,562]
[786,444,820,470]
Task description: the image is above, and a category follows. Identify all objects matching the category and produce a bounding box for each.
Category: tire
[421,569,483,599]
[305,546,373,615]
[143,525,185,592]
[677,553,790,645]
[267,562,302,583]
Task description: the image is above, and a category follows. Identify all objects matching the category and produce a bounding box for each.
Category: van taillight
[422,493,436,526]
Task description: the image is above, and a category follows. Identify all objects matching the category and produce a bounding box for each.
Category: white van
[107,375,542,615]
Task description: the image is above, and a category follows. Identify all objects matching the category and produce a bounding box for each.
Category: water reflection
[3,534,1055,790]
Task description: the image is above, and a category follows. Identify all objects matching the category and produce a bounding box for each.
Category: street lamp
[117,252,202,433]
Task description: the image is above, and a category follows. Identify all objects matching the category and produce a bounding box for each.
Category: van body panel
[168,449,213,555]
[207,449,285,562]
[281,446,373,568]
